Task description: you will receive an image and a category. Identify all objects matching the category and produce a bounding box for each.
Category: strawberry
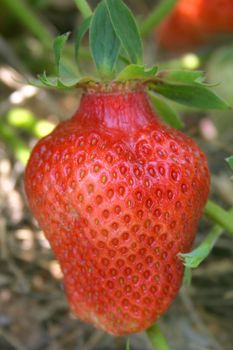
[23,0,229,338]
[157,0,233,51]
[25,83,210,335]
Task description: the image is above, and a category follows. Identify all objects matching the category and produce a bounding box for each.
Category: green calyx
[30,0,230,127]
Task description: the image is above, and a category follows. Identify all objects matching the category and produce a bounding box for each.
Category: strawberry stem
[204,200,233,236]
[74,0,93,18]
[146,323,171,350]
[140,0,178,37]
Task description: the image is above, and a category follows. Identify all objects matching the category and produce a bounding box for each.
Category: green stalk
[140,0,178,37]
[74,0,93,18]
[204,200,233,236]
[2,0,54,49]
[146,323,171,350]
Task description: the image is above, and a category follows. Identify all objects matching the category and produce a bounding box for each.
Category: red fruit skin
[25,86,210,335]
[157,0,233,51]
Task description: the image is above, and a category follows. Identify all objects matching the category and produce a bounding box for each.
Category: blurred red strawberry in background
[157,0,233,51]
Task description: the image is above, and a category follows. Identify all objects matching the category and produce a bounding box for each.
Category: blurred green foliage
[207,45,233,105]
[0,121,30,164]
[7,108,55,138]
[1,108,55,164]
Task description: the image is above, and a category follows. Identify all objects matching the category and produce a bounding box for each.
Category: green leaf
[149,92,184,129]
[116,64,157,81]
[151,81,230,110]
[105,0,143,64]
[226,156,233,170]
[59,61,76,78]
[53,32,70,76]
[75,16,92,65]
[38,72,58,87]
[160,69,205,84]
[30,72,99,90]
[179,222,225,269]
[29,79,52,88]
[90,1,121,77]
[58,76,83,87]
[207,45,233,104]
[36,72,72,89]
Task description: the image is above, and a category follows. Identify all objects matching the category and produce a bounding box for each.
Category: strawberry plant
[23,0,233,348]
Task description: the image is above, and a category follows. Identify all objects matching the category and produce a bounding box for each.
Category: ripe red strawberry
[25,84,210,335]
[157,0,233,51]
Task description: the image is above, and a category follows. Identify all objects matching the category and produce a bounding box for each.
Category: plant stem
[140,0,178,37]
[74,0,93,19]
[146,323,171,350]
[2,0,54,49]
[204,200,233,236]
